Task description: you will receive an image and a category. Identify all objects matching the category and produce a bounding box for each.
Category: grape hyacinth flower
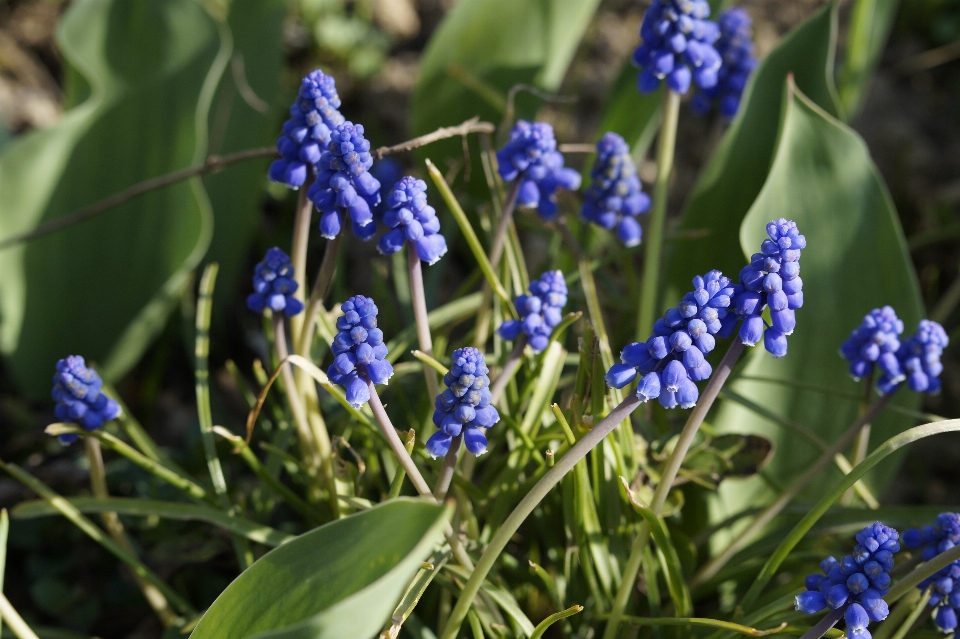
[307,122,381,241]
[896,320,949,395]
[840,306,905,388]
[376,177,448,265]
[580,132,651,247]
[496,120,581,220]
[904,513,960,633]
[246,247,304,316]
[268,69,345,188]
[605,270,735,409]
[632,0,722,95]
[51,356,122,444]
[425,348,500,458]
[730,218,806,358]
[328,296,394,407]
[691,7,756,119]
[796,522,900,639]
[498,271,568,353]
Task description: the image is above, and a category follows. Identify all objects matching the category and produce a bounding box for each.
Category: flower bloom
[376,177,448,265]
[796,523,899,639]
[904,513,960,633]
[268,69,345,188]
[580,132,651,247]
[496,120,581,220]
[497,271,568,353]
[840,306,905,387]
[51,356,122,444]
[605,270,735,409]
[730,218,806,357]
[691,7,756,118]
[307,122,382,240]
[633,0,722,95]
[246,247,304,316]
[426,348,500,458]
[328,296,394,407]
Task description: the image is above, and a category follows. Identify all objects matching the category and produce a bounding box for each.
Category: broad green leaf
[665,3,841,303]
[712,82,922,515]
[0,0,220,396]
[189,499,450,639]
[411,0,601,157]
[201,0,284,321]
[837,0,900,118]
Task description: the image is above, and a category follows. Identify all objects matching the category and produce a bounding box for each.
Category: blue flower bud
[428,347,499,458]
[636,372,662,402]
[581,133,651,246]
[795,591,827,614]
[496,121,580,220]
[848,573,869,594]
[50,356,122,444]
[247,248,304,317]
[825,583,850,609]
[328,296,393,407]
[377,176,448,265]
[936,606,958,632]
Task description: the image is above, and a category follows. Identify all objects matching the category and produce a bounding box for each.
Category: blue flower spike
[496,120,582,221]
[426,348,500,458]
[51,356,122,445]
[899,320,949,395]
[268,69,345,188]
[498,271,569,353]
[691,7,757,119]
[731,218,806,358]
[904,513,960,633]
[307,122,382,241]
[246,247,304,317]
[633,0,722,95]
[328,296,394,408]
[605,270,735,409]
[376,176,448,265]
[580,132,651,247]
[796,522,900,638]
[840,306,905,388]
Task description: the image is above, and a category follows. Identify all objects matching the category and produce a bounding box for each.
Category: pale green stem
[289,182,314,352]
[489,335,527,405]
[636,90,681,341]
[409,247,440,401]
[842,373,875,505]
[85,438,179,627]
[0,594,40,639]
[298,233,342,356]
[888,589,932,639]
[439,394,643,639]
[488,179,521,270]
[798,607,844,639]
[433,434,463,501]
[603,339,745,639]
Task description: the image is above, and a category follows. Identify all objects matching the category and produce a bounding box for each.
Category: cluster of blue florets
[840,306,905,386]
[328,296,394,407]
[268,69,345,188]
[731,218,805,358]
[246,247,304,316]
[51,356,122,444]
[605,270,735,409]
[580,132,651,247]
[497,271,568,353]
[308,122,382,241]
[796,523,899,639]
[897,320,949,395]
[633,0,721,95]
[691,8,756,118]
[904,513,960,633]
[497,120,581,220]
[376,177,448,265]
[426,348,500,458]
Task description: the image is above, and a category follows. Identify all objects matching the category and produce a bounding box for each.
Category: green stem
[195,263,253,569]
[690,392,893,590]
[388,429,417,499]
[439,394,642,639]
[488,178,521,270]
[0,593,40,639]
[636,90,681,341]
[433,434,463,501]
[610,615,786,637]
[888,589,932,639]
[489,335,527,405]
[409,247,440,401]
[842,373,875,505]
[288,182,314,353]
[887,543,960,604]
[298,233,342,356]
[603,339,745,639]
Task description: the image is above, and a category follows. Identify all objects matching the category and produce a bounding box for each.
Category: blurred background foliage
[0,0,958,636]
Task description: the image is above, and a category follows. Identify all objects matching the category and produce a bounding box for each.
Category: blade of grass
[530,605,584,639]
[606,615,786,637]
[0,594,40,639]
[0,461,195,615]
[0,509,6,637]
[11,496,295,547]
[740,418,960,611]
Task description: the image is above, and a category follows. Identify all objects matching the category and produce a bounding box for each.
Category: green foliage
[189,499,450,639]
